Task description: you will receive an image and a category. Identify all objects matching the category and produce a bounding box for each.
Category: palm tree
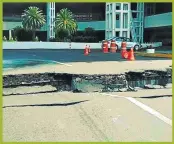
[54,8,78,37]
[22,6,46,41]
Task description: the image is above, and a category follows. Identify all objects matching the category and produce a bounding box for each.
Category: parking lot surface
[3,89,172,142]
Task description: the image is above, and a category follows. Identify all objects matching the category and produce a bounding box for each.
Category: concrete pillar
[47,2,55,41]
[127,4,131,38]
[120,3,123,37]
[9,30,12,40]
[112,3,115,37]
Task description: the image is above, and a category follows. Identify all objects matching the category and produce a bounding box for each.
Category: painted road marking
[126,97,172,126]
[28,59,73,67]
[47,60,72,67]
[100,93,172,126]
[54,61,72,67]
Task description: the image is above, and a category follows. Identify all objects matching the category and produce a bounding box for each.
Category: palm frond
[54,8,77,35]
[22,6,46,31]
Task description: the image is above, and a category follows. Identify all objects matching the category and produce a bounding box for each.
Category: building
[3,2,172,45]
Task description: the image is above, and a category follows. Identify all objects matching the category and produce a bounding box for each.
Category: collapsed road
[3,68,172,94]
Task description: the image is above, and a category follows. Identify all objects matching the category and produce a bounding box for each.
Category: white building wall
[105,2,130,39]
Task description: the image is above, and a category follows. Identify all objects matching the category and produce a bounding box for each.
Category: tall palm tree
[22,6,46,41]
[54,8,77,37]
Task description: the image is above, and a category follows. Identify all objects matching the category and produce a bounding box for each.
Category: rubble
[3,68,172,93]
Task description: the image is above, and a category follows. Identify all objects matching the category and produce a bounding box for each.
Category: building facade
[3,2,172,45]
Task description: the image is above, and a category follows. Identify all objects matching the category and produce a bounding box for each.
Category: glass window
[122,37,126,41]
[116,13,120,28]
[116,3,121,10]
[116,14,119,20]
[122,37,127,41]
[107,5,109,11]
[126,38,131,42]
[115,32,119,37]
[123,13,128,28]
[110,13,113,28]
[132,13,137,18]
[116,37,123,41]
[123,4,128,10]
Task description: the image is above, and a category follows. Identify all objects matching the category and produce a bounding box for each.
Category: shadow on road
[3,90,58,97]
[137,95,172,99]
[3,100,89,108]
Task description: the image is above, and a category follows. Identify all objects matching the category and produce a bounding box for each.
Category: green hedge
[71,36,98,42]
[49,36,98,43]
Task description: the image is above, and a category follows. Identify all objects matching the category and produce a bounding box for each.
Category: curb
[135,52,172,59]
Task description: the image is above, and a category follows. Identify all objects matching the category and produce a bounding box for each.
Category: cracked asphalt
[3,88,172,142]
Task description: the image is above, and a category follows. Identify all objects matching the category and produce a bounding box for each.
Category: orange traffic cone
[127,48,135,61]
[102,40,108,53]
[84,45,89,56]
[123,51,129,59]
[110,40,117,53]
[121,42,128,59]
[88,45,91,53]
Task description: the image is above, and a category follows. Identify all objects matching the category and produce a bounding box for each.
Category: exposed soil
[3,68,172,93]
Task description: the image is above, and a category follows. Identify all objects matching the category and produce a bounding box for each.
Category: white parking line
[27,59,73,67]
[126,97,172,126]
[46,60,72,67]
[100,93,172,126]
[55,61,72,67]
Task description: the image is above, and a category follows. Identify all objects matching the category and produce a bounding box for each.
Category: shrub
[13,26,33,41]
[49,38,57,42]
[3,36,7,41]
[34,36,39,41]
[14,37,18,41]
[9,37,14,42]
[55,28,69,40]
[84,27,95,37]
[71,36,98,43]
